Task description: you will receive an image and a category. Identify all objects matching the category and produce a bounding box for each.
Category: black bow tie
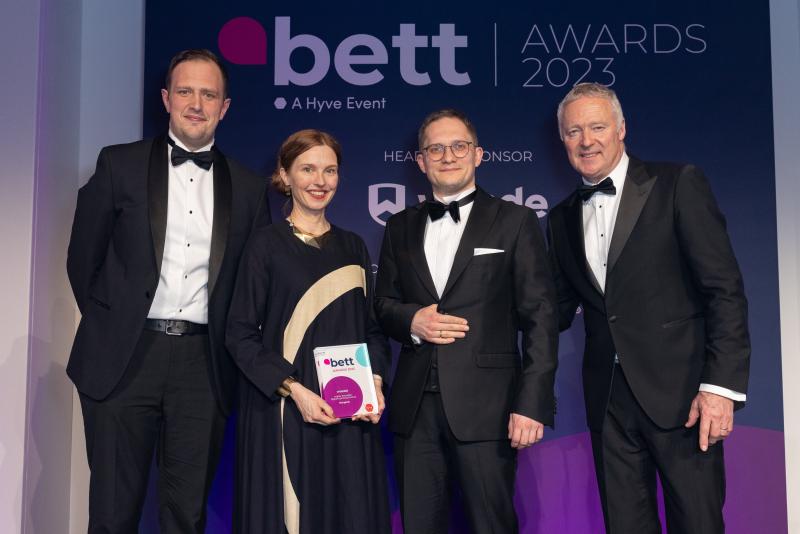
[168,138,214,170]
[577,178,616,202]
[426,190,477,223]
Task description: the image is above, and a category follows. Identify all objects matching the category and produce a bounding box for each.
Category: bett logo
[218,16,471,86]
[322,357,356,367]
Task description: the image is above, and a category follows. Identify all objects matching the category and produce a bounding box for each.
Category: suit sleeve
[513,209,560,426]
[226,231,296,401]
[674,165,750,395]
[546,213,582,332]
[66,148,116,315]
[252,180,272,229]
[374,221,422,345]
[360,240,390,381]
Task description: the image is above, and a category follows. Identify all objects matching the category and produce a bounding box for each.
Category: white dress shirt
[409,187,476,344]
[147,132,215,324]
[582,154,629,293]
[581,153,745,402]
[424,187,476,297]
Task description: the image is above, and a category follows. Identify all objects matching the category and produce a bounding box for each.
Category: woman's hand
[288,382,340,426]
[353,375,385,425]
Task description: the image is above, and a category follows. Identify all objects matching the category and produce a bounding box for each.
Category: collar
[168,130,214,153]
[434,186,478,204]
[580,152,629,195]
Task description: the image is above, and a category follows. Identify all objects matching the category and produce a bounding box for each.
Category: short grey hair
[556,83,625,140]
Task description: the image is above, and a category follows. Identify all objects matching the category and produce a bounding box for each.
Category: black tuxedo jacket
[66,135,270,416]
[375,187,558,441]
[547,157,750,432]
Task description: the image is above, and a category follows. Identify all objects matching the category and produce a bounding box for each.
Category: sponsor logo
[368,183,548,226]
[369,183,425,225]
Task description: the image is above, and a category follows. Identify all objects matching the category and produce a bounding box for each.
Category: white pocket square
[474,247,504,256]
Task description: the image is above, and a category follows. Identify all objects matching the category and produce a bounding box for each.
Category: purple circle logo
[218,17,267,65]
[323,376,363,418]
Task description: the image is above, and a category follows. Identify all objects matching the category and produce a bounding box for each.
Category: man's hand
[685,391,734,451]
[410,303,469,344]
[288,382,340,426]
[353,376,385,424]
[508,413,544,449]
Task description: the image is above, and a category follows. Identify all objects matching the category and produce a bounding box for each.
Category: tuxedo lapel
[147,135,169,274]
[406,205,439,300]
[607,158,656,274]
[208,149,232,298]
[441,188,499,298]
[564,193,604,296]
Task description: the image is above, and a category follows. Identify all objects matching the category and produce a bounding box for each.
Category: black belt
[144,319,208,336]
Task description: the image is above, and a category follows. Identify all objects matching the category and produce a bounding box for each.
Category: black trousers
[394,392,518,534]
[79,329,226,534]
[590,366,725,534]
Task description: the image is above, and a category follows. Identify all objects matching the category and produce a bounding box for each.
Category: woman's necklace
[288,216,329,237]
[288,216,330,248]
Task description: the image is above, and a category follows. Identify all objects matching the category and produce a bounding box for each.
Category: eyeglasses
[421,140,474,161]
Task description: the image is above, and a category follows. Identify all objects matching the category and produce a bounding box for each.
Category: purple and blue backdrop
[141,1,785,532]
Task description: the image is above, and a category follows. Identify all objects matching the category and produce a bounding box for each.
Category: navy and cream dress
[226,220,391,534]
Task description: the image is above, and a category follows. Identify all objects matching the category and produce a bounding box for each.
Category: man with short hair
[67,49,270,533]
[547,82,750,533]
[375,109,558,533]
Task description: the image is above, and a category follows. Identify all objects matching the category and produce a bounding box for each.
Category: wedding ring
[439,330,443,338]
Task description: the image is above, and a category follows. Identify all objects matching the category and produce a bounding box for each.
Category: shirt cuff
[699,383,746,402]
[410,333,422,345]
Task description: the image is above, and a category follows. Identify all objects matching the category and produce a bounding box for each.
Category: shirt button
[187,243,190,247]
[189,210,193,214]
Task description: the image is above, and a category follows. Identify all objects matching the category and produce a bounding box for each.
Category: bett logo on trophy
[217,16,471,87]
[314,344,379,418]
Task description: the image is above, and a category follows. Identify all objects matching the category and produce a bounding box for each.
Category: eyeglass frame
[420,140,476,161]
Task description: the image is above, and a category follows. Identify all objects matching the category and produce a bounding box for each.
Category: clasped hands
[287,376,385,426]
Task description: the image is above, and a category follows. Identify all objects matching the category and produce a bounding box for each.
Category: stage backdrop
[141,1,785,532]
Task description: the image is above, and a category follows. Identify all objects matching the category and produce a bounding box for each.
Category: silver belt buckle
[165,321,183,336]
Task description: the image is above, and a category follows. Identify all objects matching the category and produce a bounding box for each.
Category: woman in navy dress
[226,130,391,534]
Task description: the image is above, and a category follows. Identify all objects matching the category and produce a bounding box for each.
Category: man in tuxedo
[547,83,750,533]
[67,49,270,533]
[375,109,558,533]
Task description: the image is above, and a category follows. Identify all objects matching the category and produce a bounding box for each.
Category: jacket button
[608,315,617,323]
[145,291,151,299]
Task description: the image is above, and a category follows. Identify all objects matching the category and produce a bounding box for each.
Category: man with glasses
[375,109,558,533]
